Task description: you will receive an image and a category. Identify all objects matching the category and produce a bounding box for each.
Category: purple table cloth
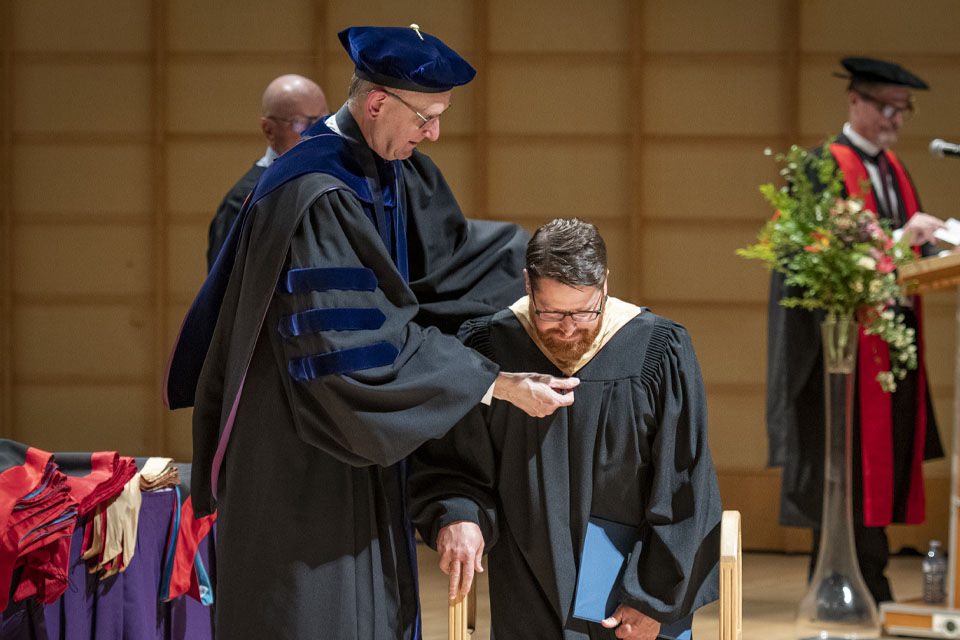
[1,489,215,639]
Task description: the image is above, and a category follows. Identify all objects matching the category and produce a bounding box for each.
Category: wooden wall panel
[906,63,960,137]
[15,145,153,217]
[15,386,152,454]
[13,225,152,296]
[641,224,769,303]
[897,146,960,226]
[431,83,479,137]
[797,61,848,138]
[656,305,767,388]
[165,140,262,216]
[642,61,784,136]
[641,141,776,223]
[13,63,152,134]
[325,3,476,54]
[596,218,631,301]
[488,61,627,135]
[13,305,152,379]
[705,390,768,469]
[488,0,628,52]
[166,62,318,133]
[487,143,627,219]
[167,0,315,52]
[642,0,786,53]
[800,0,960,53]
[322,57,359,108]
[12,0,151,52]
[167,222,209,295]
[922,301,957,386]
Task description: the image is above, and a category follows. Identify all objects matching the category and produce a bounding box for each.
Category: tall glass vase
[795,316,880,640]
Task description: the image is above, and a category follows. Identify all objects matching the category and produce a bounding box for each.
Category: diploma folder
[573,517,692,640]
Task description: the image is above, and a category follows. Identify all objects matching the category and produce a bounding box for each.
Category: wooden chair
[448,509,743,640]
[719,510,743,640]
[448,582,476,640]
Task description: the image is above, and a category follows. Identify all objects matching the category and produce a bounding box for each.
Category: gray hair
[526,218,607,290]
[347,75,378,104]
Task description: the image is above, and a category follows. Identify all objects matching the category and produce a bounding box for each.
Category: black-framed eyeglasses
[266,114,323,133]
[381,89,442,129]
[530,287,605,323]
[855,90,914,120]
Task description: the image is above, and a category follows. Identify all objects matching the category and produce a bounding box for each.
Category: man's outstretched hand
[493,372,579,417]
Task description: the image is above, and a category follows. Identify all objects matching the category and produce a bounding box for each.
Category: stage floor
[417,545,925,639]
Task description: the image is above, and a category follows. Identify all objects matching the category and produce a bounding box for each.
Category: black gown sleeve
[271,189,499,468]
[407,315,500,549]
[618,322,722,622]
[407,404,499,550]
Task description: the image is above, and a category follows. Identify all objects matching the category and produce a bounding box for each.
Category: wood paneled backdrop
[2,0,959,551]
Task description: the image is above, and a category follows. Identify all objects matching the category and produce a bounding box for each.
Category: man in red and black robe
[767,57,945,603]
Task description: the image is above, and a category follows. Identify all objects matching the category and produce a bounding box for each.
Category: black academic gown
[410,306,722,639]
[186,107,528,640]
[767,133,943,530]
[207,162,265,272]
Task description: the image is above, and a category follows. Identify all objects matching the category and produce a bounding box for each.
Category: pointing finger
[448,562,461,600]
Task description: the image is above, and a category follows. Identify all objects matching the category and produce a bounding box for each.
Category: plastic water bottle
[922,540,947,605]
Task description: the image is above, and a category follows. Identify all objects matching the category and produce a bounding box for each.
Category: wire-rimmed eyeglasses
[381,89,443,129]
[265,114,323,133]
[530,287,605,323]
[855,90,914,120]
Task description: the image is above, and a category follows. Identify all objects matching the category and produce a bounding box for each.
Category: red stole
[830,143,928,526]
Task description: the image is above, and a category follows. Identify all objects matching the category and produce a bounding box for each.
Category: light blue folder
[572,517,693,640]
[573,517,637,623]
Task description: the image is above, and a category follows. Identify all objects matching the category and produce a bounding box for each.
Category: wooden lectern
[882,253,960,638]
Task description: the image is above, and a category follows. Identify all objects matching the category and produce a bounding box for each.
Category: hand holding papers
[935,217,960,245]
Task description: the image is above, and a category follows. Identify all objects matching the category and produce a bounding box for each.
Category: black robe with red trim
[767,134,943,529]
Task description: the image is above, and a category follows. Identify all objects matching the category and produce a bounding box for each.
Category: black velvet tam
[838,56,929,89]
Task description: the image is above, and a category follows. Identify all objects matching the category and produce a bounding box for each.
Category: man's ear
[260,117,276,147]
[366,90,387,120]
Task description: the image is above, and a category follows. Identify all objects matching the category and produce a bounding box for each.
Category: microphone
[929,138,960,158]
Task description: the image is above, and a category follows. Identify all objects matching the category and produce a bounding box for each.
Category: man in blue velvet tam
[164,24,580,640]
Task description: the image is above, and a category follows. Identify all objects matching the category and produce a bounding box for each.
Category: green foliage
[737,141,918,391]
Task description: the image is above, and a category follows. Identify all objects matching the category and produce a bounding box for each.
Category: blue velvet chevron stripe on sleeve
[278,308,386,338]
[278,267,394,379]
[288,341,400,381]
[280,267,377,294]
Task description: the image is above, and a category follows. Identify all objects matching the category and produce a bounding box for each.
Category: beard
[876,128,898,149]
[531,302,604,365]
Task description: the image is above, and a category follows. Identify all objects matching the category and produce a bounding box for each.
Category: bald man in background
[206,74,329,271]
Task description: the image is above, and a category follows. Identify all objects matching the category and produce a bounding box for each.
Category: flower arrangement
[737,141,918,391]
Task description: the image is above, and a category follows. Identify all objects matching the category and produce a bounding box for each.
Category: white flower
[858,256,877,270]
[876,371,896,392]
